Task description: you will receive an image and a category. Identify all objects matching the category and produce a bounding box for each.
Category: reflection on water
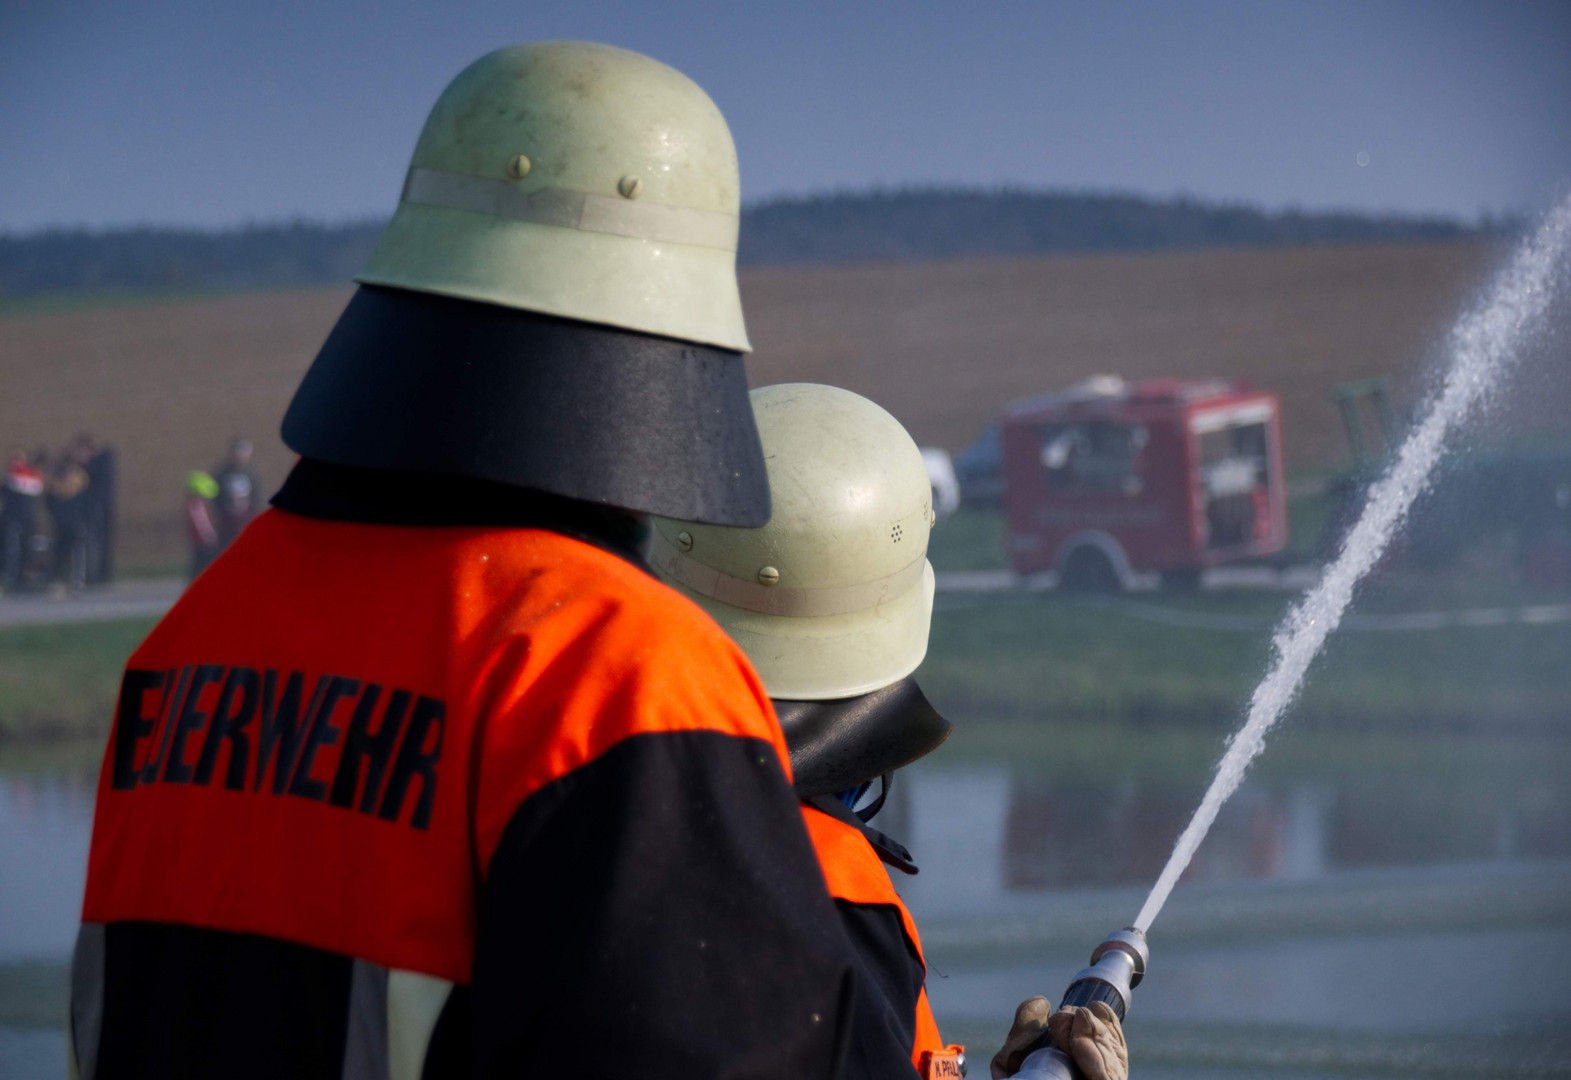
[929,925,1571,1032]
[886,755,1571,1058]
[2,734,1570,1078]
[0,772,94,963]
[3,747,1570,960]
[0,1030,61,1080]
[5,750,1570,959]
[888,761,1571,897]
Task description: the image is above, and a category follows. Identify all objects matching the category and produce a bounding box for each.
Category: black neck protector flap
[281,285,770,527]
[774,677,953,800]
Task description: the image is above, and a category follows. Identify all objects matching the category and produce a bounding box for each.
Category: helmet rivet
[506,153,532,180]
[676,530,694,552]
[757,566,780,586]
[617,174,643,199]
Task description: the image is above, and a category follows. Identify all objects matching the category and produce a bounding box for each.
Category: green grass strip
[0,618,156,740]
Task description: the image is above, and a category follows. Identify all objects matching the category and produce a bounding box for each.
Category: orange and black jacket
[72,463,860,1080]
[801,796,946,1077]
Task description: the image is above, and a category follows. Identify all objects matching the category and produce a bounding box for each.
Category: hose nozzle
[1061,927,1148,1018]
[1008,928,1150,1079]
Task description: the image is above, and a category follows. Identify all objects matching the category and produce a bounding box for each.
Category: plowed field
[6,240,1560,566]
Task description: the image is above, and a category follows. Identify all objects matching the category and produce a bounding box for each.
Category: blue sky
[3,0,1568,232]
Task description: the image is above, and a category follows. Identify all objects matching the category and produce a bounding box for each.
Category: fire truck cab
[1000,376,1288,589]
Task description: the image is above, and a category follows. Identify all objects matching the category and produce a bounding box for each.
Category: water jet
[1006,191,1571,1078]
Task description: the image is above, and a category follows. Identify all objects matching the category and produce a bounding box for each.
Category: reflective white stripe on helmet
[648,527,928,618]
[402,168,740,252]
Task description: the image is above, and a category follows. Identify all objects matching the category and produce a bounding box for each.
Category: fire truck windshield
[1038,421,1149,496]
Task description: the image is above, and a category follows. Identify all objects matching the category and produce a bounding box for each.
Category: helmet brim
[281,285,771,526]
[359,200,750,352]
[662,562,935,699]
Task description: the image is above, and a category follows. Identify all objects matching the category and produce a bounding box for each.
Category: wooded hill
[0,189,1479,296]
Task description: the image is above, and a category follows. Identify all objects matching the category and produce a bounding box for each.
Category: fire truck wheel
[1059,546,1122,593]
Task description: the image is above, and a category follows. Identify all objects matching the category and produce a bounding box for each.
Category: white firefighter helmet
[359,40,748,351]
[650,383,936,699]
[281,42,769,525]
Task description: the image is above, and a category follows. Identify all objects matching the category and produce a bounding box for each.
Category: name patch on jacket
[111,666,445,829]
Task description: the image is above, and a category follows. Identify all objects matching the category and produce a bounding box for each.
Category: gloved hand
[989,997,1128,1080]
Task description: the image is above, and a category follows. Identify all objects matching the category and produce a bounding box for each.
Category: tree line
[0,189,1483,297]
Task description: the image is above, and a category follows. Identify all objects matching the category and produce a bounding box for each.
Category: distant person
[46,446,92,590]
[183,471,220,579]
[27,449,52,581]
[211,437,262,545]
[78,433,118,584]
[1,448,44,593]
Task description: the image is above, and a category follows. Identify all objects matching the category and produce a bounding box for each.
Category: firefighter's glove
[1049,1002,1127,1080]
[990,996,1051,1079]
[989,997,1128,1080]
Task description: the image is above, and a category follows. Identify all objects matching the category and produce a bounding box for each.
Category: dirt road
[0,580,181,628]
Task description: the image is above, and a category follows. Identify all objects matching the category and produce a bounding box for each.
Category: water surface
[3,730,1569,1078]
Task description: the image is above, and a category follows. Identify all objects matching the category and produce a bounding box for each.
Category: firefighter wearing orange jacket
[72,44,864,1080]
[650,384,1131,1080]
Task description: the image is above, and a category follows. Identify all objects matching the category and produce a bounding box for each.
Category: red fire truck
[1000,376,1288,589]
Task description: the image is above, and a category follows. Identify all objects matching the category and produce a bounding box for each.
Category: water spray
[1006,193,1571,1078]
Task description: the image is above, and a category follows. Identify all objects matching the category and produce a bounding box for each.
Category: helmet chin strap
[840,772,892,823]
[804,784,917,876]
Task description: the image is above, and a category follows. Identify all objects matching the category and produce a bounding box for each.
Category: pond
[0,769,95,964]
[885,753,1571,907]
[2,725,1569,1078]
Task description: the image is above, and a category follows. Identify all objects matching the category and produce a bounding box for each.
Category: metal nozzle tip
[1091,928,1149,987]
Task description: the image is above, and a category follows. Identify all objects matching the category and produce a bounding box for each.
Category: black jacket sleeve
[834,900,928,1079]
[455,730,861,1080]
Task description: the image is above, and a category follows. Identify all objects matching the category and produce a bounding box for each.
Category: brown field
[3,239,1562,568]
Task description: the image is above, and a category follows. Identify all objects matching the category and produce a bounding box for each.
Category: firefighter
[74,433,118,585]
[46,443,92,591]
[211,437,262,547]
[72,43,861,1080]
[649,383,1130,1080]
[1,447,44,592]
[183,470,221,579]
